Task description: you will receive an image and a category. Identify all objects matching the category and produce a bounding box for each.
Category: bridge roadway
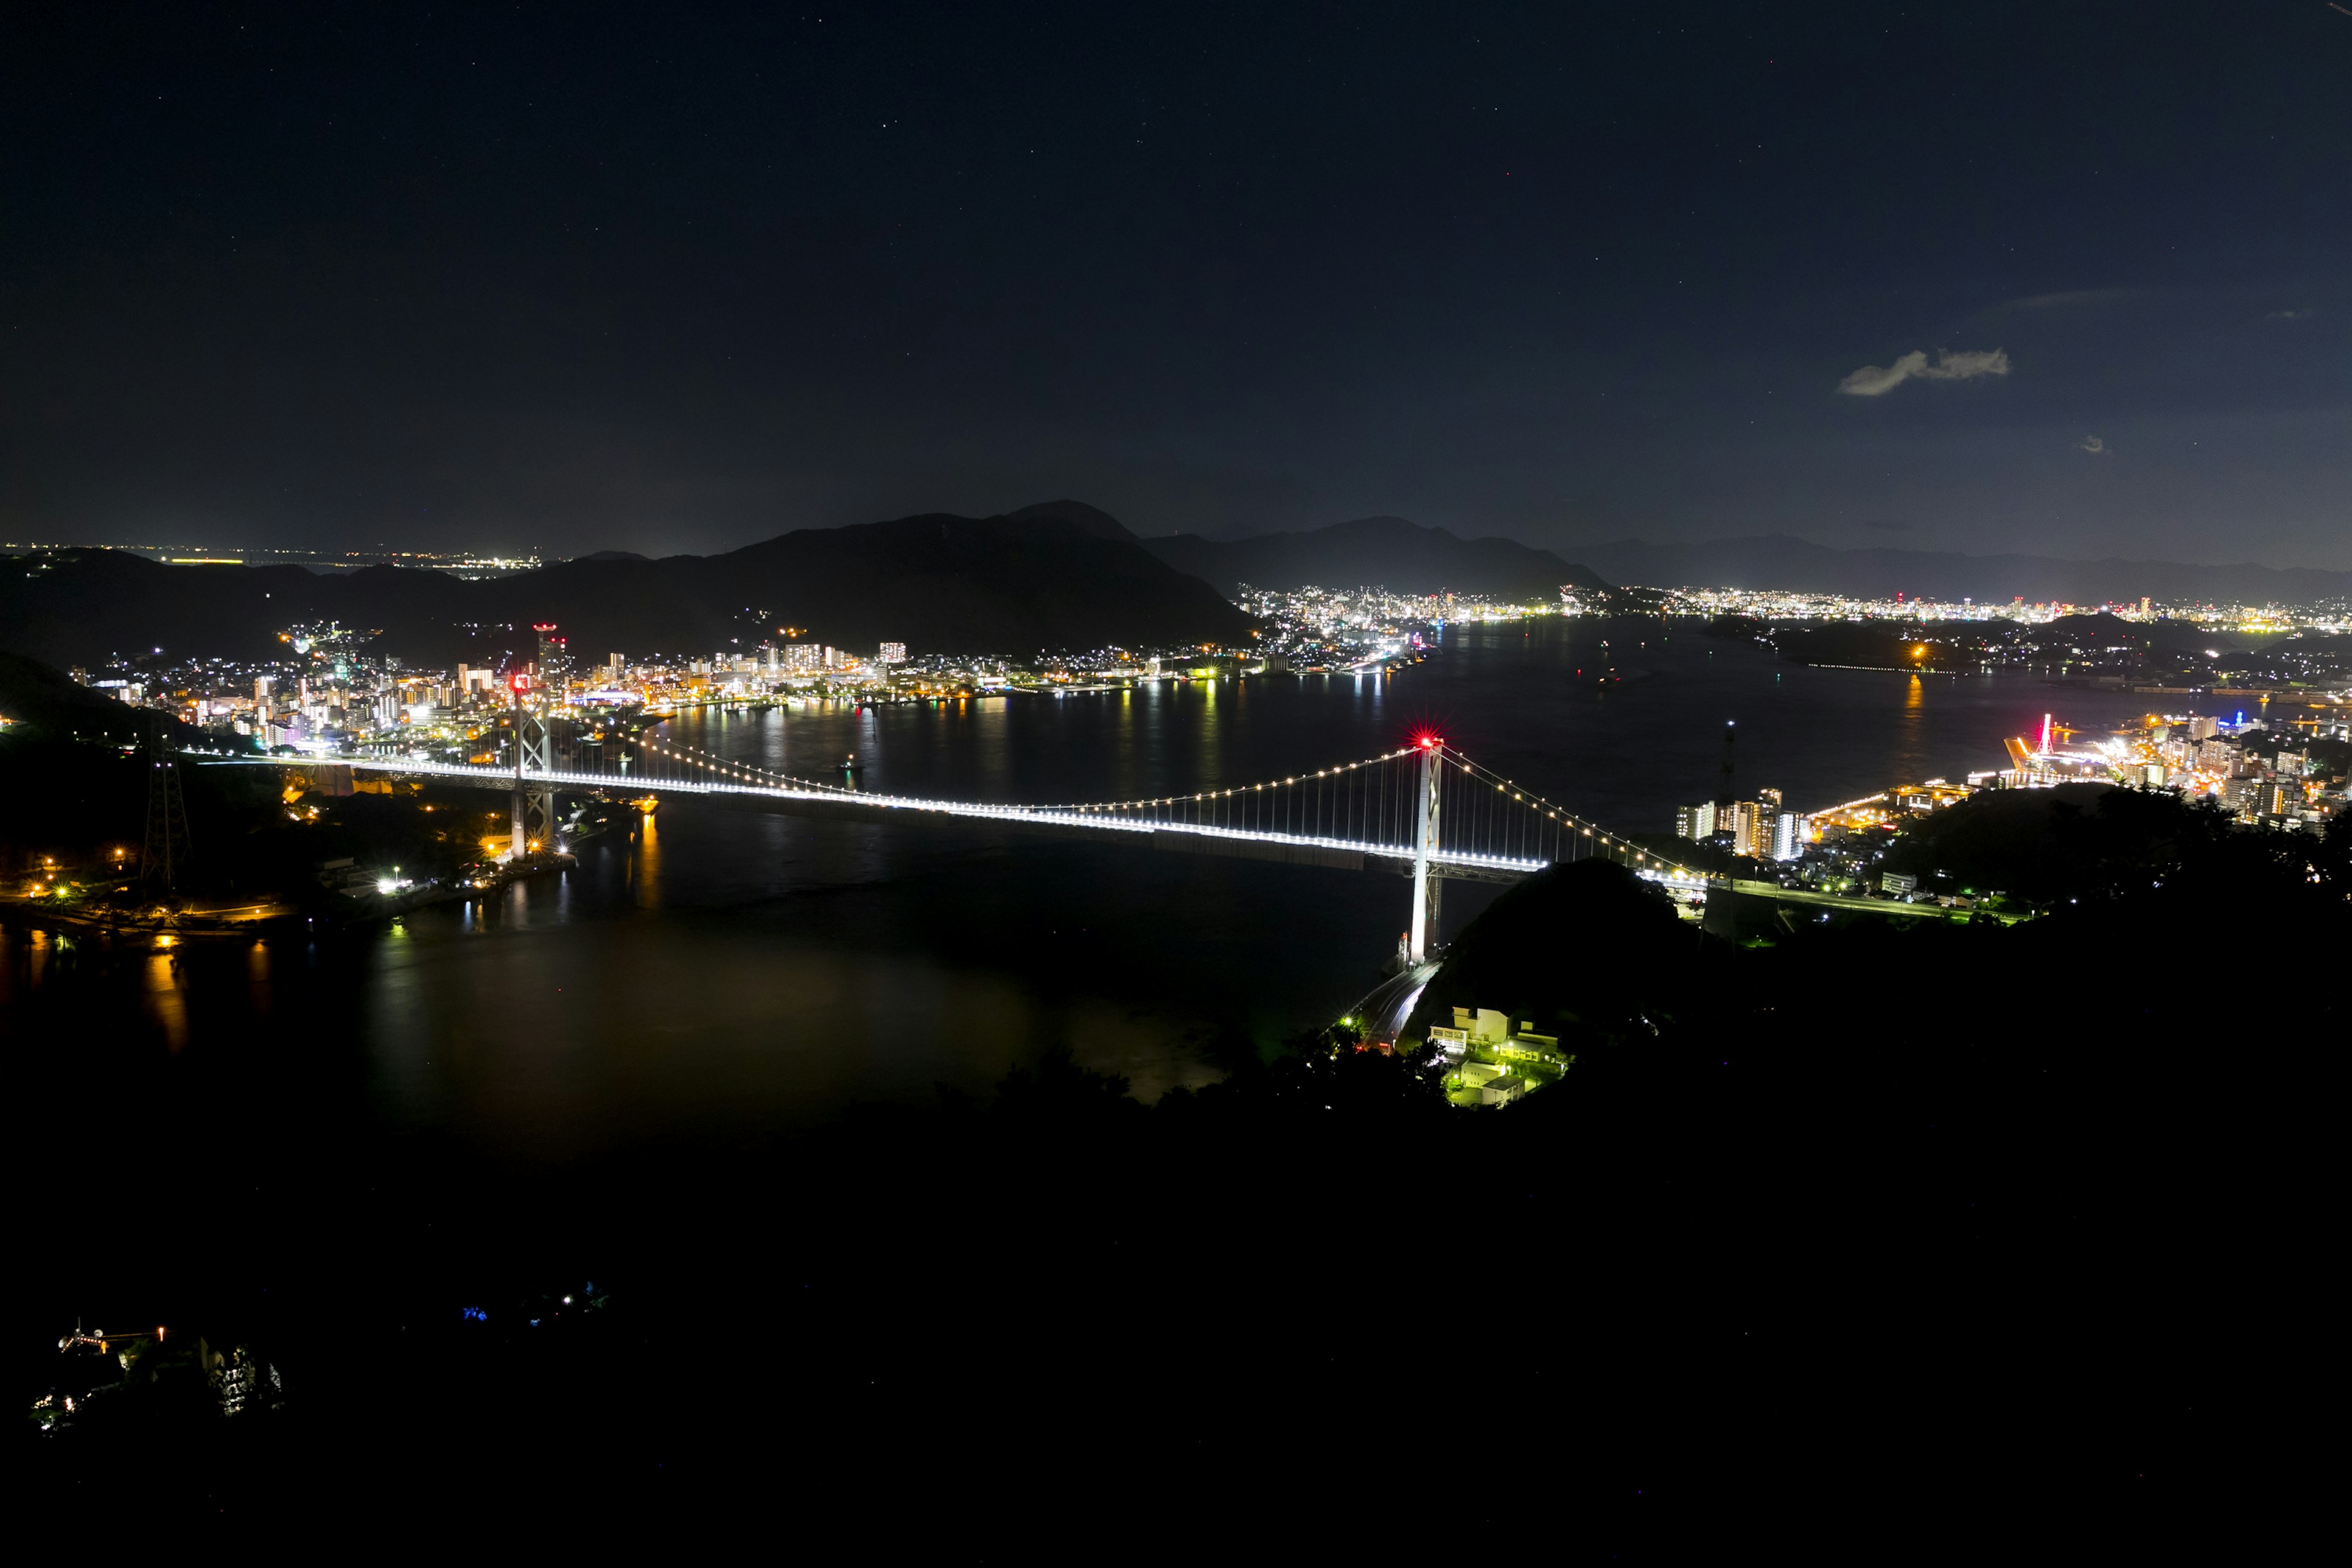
[225,753,1556,883]
[1349,959,1441,1047]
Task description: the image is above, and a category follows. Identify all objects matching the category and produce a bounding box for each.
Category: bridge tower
[1408,736,1444,960]
[506,674,556,856]
[521,709,555,850]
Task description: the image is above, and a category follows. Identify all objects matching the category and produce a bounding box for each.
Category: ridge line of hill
[0,504,1248,668]
[1140,516,1608,600]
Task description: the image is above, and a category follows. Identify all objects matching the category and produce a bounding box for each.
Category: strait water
[9,619,2171,1186]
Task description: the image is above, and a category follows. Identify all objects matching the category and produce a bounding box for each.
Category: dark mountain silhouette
[1142,516,1608,599]
[1005,499,1139,540]
[0,506,1253,668]
[0,650,206,747]
[1573,535,2352,605]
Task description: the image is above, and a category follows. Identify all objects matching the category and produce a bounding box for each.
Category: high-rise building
[1758,787,1782,810]
[2185,715,2218,741]
[781,644,823,674]
[608,653,625,679]
[878,642,908,665]
[1770,810,1803,862]
[1675,802,1717,841]
[1728,799,1768,858]
[533,624,569,690]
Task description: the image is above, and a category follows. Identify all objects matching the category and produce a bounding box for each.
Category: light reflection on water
[7,620,2172,1171]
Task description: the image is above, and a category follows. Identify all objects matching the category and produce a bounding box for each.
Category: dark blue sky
[4,2,2346,566]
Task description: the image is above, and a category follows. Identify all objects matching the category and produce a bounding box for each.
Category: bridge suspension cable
[1025,741,1691,880]
[318,717,1694,881]
[631,734,859,797]
[1437,747,1692,879]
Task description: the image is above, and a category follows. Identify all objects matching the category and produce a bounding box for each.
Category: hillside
[1401,860,1696,1048]
[1574,535,2352,605]
[1144,516,1609,600]
[0,505,1254,668]
[0,649,207,748]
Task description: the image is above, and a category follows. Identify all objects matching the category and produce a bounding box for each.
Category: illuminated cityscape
[1646,584,2351,635]
[7,1,2348,1544]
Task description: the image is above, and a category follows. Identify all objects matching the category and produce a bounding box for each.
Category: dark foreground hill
[22,809,2337,1544]
[0,503,1254,668]
[1143,516,1609,599]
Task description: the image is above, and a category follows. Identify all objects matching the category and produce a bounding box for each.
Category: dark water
[9,619,2166,1169]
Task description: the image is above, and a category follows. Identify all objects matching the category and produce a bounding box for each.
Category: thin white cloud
[1838,347,2011,396]
[2266,307,2313,321]
[1926,349,2009,380]
[2079,435,2106,455]
[1981,288,2148,317]
[1839,352,1929,396]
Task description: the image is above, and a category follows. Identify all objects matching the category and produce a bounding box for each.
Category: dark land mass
[1143,515,1610,599]
[0,502,1253,668]
[0,650,209,750]
[0,662,481,899]
[1711,611,2350,688]
[1866,780,2329,907]
[20,804,2339,1546]
[1576,534,2352,606]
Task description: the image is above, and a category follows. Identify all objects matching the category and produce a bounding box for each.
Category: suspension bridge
[258,711,1698,963]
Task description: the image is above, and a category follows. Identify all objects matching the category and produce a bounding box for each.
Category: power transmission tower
[141,717,192,893]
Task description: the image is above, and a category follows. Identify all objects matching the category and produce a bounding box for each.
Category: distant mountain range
[1569,535,2352,606]
[1141,516,1607,600]
[17,503,2334,674]
[0,503,1253,668]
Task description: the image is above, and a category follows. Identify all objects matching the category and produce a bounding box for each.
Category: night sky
[5,3,2347,566]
